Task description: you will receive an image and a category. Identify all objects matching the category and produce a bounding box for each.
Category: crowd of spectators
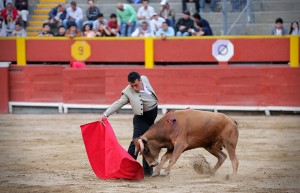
[0,0,299,38]
[39,0,215,38]
[0,0,28,37]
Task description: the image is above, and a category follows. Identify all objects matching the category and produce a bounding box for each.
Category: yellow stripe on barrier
[290,36,299,67]
[16,37,26,66]
[144,38,154,69]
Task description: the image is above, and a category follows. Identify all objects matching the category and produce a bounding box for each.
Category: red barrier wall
[0,64,9,113]
[0,39,16,61]
[0,37,293,63]
[8,65,300,107]
[9,65,63,102]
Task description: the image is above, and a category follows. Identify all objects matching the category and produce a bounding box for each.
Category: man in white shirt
[137,0,155,26]
[131,21,154,37]
[63,1,83,29]
[149,13,165,35]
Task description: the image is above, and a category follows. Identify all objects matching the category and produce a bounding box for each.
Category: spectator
[3,14,15,36]
[48,3,67,29]
[131,21,154,37]
[15,0,28,27]
[55,25,66,36]
[107,13,120,36]
[1,3,18,23]
[83,0,100,28]
[175,10,194,36]
[82,23,96,37]
[289,21,300,35]
[271,18,287,36]
[149,12,165,34]
[116,3,137,37]
[39,23,54,37]
[192,12,213,35]
[137,0,155,26]
[12,22,26,36]
[63,1,83,30]
[95,22,111,37]
[156,21,175,39]
[189,21,212,36]
[65,23,81,38]
[92,13,107,30]
[200,0,216,13]
[182,0,199,14]
[159,0,175,27]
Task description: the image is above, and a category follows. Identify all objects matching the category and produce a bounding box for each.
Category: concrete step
[31,15,49,20]
[36,4,58,9]
[27,26,43,32]
[29,21,44,27]
[27,32,39,37]
[34,9,51,15]
[253,11,300,23]
[253,0,300,12]
[40,0,66,3]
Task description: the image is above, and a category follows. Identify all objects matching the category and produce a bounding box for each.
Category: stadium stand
[26,0,300,36]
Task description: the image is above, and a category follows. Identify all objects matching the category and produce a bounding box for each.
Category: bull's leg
[164,143,187,175]
[225,144,239,176]
[205,147,227,175]
[152,149,173,177]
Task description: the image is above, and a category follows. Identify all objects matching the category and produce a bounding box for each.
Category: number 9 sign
[71,41,91,61]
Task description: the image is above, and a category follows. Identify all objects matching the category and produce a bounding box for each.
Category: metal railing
[221,0,254,35]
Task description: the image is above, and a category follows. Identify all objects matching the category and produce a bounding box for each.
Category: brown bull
[134,109,239,177]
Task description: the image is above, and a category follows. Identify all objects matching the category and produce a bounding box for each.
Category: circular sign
[212,40,234,62]
[71,41,91,61]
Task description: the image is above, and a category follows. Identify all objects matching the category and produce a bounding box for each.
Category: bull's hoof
[151,171,160,177]
[225,174,237,181]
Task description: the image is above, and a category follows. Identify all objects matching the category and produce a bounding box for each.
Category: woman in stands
[82,23,96,37]
[289,21,300,35]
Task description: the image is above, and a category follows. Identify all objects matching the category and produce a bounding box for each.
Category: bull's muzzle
[149,159,159,167]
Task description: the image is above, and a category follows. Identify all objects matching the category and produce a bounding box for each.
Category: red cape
[80,119,144,180]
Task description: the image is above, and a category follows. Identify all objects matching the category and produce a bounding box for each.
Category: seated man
[63,1,83,30]
[182,0,199,14]
[39,23,54,37]
[95,23,111,37]
[107,13,120,36]
[189,21,212,36]
[12,22,26,36]
[159,0,175,27]
[1,3,18,23]
[192,12,213,35]
[65,23,81,38]
[15,0,29,27]
[116,3,137,37]
[175,10,194,36]
[83,0,100,27]
[149,12,165,34]
[137,0,155,26]
[271,17,287,36]
[92,13,107,30]
[200,0,216,13]
[48,3,66,29]
[155,21,175,39]
[131,21,154,37]
[55,25,66,36]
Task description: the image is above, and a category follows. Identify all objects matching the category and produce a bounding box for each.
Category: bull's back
[174,109,237,149]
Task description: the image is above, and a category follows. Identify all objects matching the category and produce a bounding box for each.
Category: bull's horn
[138,138,144,153]
[134,147,139,156]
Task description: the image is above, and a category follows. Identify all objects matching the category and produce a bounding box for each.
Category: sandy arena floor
[0,113,300,193]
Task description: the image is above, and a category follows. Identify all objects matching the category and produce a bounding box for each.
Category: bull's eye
[144,146,151,156]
